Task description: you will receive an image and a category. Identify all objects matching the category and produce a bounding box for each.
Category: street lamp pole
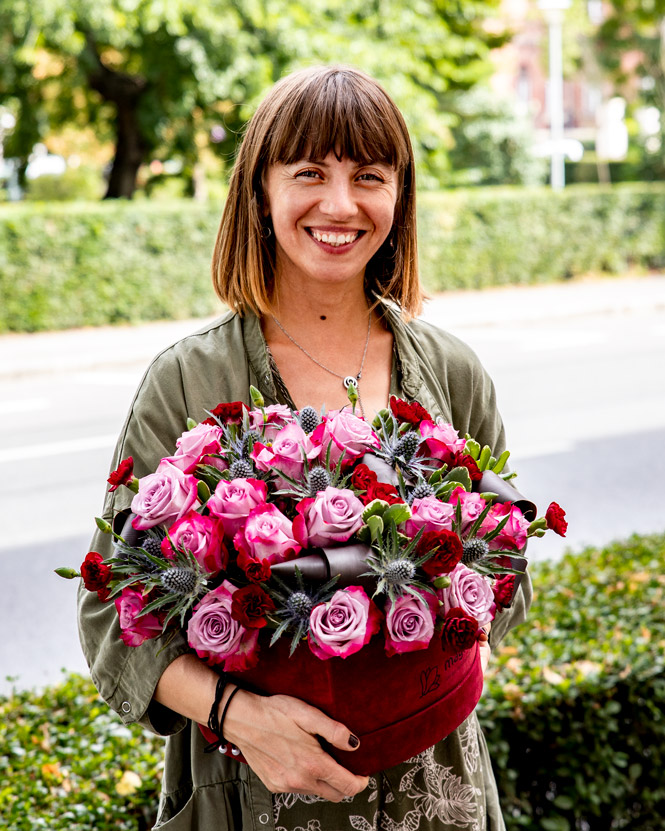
[538,0,571,189]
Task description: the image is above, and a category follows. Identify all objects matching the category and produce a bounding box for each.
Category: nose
[319,179,358,220]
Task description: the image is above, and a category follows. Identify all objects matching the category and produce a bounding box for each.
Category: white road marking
[0,434,116,463]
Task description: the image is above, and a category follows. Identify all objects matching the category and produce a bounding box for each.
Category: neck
[270,276,371,336]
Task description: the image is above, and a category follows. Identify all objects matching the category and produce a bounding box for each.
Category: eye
[294,169,322,180]
[357,171,386,183]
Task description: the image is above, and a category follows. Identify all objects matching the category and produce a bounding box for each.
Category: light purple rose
[311,410,381,468]
[478,503,530,552]
[233,503,301,564]
[308,587,382,660]
[419,420,466,464]
[438,563,496,627]
[248,404,295,442]
[403,496,455,538]
[131,460,199,530]
[207,478,268,539]
[163,422,226,474]
[187,581,259,671]
[293,486,365,547]
[384,590,438,656]
[251,422,320,486]
[449,487,487,533]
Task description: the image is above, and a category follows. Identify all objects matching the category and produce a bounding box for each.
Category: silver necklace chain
[271,312,372,418]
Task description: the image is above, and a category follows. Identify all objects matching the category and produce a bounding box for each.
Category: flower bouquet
[61,388,566,774]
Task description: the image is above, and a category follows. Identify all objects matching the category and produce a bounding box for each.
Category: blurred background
[1,1,665,828]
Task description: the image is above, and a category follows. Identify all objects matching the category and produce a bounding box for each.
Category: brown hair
[212,65,422,319]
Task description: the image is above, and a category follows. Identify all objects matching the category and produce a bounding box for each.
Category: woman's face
[263,153,398,294]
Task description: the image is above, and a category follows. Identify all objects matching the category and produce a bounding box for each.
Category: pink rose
[248,404,295,442]
[403,496,455,538]
[308,587,382,660]
[251,422,320,486]
[384,590,438,656]
[131,461,199,530]
[311,410,381,468]
[419,420,466,464]
[478,502,530,552]
[293,487,365,547]
[207,478,268,539]
[160,511,227,575]
[437,563,496,627]
[449,487,487,534]
[163,422,227,474]
[115,588,163,647]
[187,581,259,670]
[233,503,301,564]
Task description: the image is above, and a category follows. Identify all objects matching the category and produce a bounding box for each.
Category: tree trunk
[104,98,146,199]
[84,32,148,199]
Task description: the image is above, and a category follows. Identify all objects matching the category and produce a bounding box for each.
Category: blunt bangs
[263,68,411,173]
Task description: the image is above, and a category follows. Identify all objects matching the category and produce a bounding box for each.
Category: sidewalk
[2,274,664,380]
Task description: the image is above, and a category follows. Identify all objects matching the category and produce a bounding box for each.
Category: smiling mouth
[307,229,364,247]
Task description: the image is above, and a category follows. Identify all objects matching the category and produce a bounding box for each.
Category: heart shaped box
[199,632,482,776]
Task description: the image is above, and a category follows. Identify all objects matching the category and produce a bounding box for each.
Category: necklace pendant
[343,376,359,390]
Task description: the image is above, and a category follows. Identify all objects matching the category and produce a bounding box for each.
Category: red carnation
[231,584,276,629]
[493,574,516,611]
[389,396,432,425]
[107,457,135,492]
[365,481,403,506]
[209,401,248,425]
[545,502,568,537]
[441,608,479,651]
[80,552,112,602]
[453,453,482,483]
[350,463,378,492]
[417,530,464,577]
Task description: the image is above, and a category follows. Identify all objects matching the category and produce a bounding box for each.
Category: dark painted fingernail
[348,734,360,748]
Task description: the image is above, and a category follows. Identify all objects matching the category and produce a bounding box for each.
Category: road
[2,281,664,693]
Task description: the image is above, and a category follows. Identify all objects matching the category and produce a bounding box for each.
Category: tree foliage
[0,0,506,197]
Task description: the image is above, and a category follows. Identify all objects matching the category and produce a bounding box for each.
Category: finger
[293,706,360,752]
[312,778,367,803]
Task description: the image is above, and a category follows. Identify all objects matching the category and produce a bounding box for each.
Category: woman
[79,65,531,830]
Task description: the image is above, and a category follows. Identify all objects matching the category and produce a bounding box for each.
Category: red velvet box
[199,633,482,775]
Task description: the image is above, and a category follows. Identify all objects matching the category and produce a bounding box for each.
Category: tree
[596,0,665,172]
[0,0,506,198]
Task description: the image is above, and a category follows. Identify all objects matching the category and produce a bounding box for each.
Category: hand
[222,689,370,802]
[478,628,491,676]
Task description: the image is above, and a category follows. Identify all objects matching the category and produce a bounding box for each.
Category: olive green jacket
[78,308,531,830]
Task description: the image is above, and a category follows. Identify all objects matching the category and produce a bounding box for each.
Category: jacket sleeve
[77,350,195,736]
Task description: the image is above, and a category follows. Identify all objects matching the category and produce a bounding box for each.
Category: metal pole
[548,10,565,189]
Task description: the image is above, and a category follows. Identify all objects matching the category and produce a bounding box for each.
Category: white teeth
[311,230,359,246]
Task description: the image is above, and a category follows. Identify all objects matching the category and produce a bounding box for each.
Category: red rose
[350,463,378,492]
[416,530,464,577]
[493,574,516,611]
[441,608,479,651]
[107,457,134,492]
[231,584,276,629]
[365,481,403,506]
[453,453,482,483]
[209,401,248,424]
[80,552,112,601]
[545,502,567,537]
[389,396,432,425]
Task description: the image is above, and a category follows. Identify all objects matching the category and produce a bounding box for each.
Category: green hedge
[2,532,664,829]
[478,532,665,830]
[1,183,665,332]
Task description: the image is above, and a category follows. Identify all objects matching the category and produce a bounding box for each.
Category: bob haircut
[212,65,423,319]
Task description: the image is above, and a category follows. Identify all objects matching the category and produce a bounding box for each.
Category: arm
[154,654,369,801]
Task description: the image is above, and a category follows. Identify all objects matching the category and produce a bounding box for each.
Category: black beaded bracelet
[203,673,228,753]
[218,686,242,744]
